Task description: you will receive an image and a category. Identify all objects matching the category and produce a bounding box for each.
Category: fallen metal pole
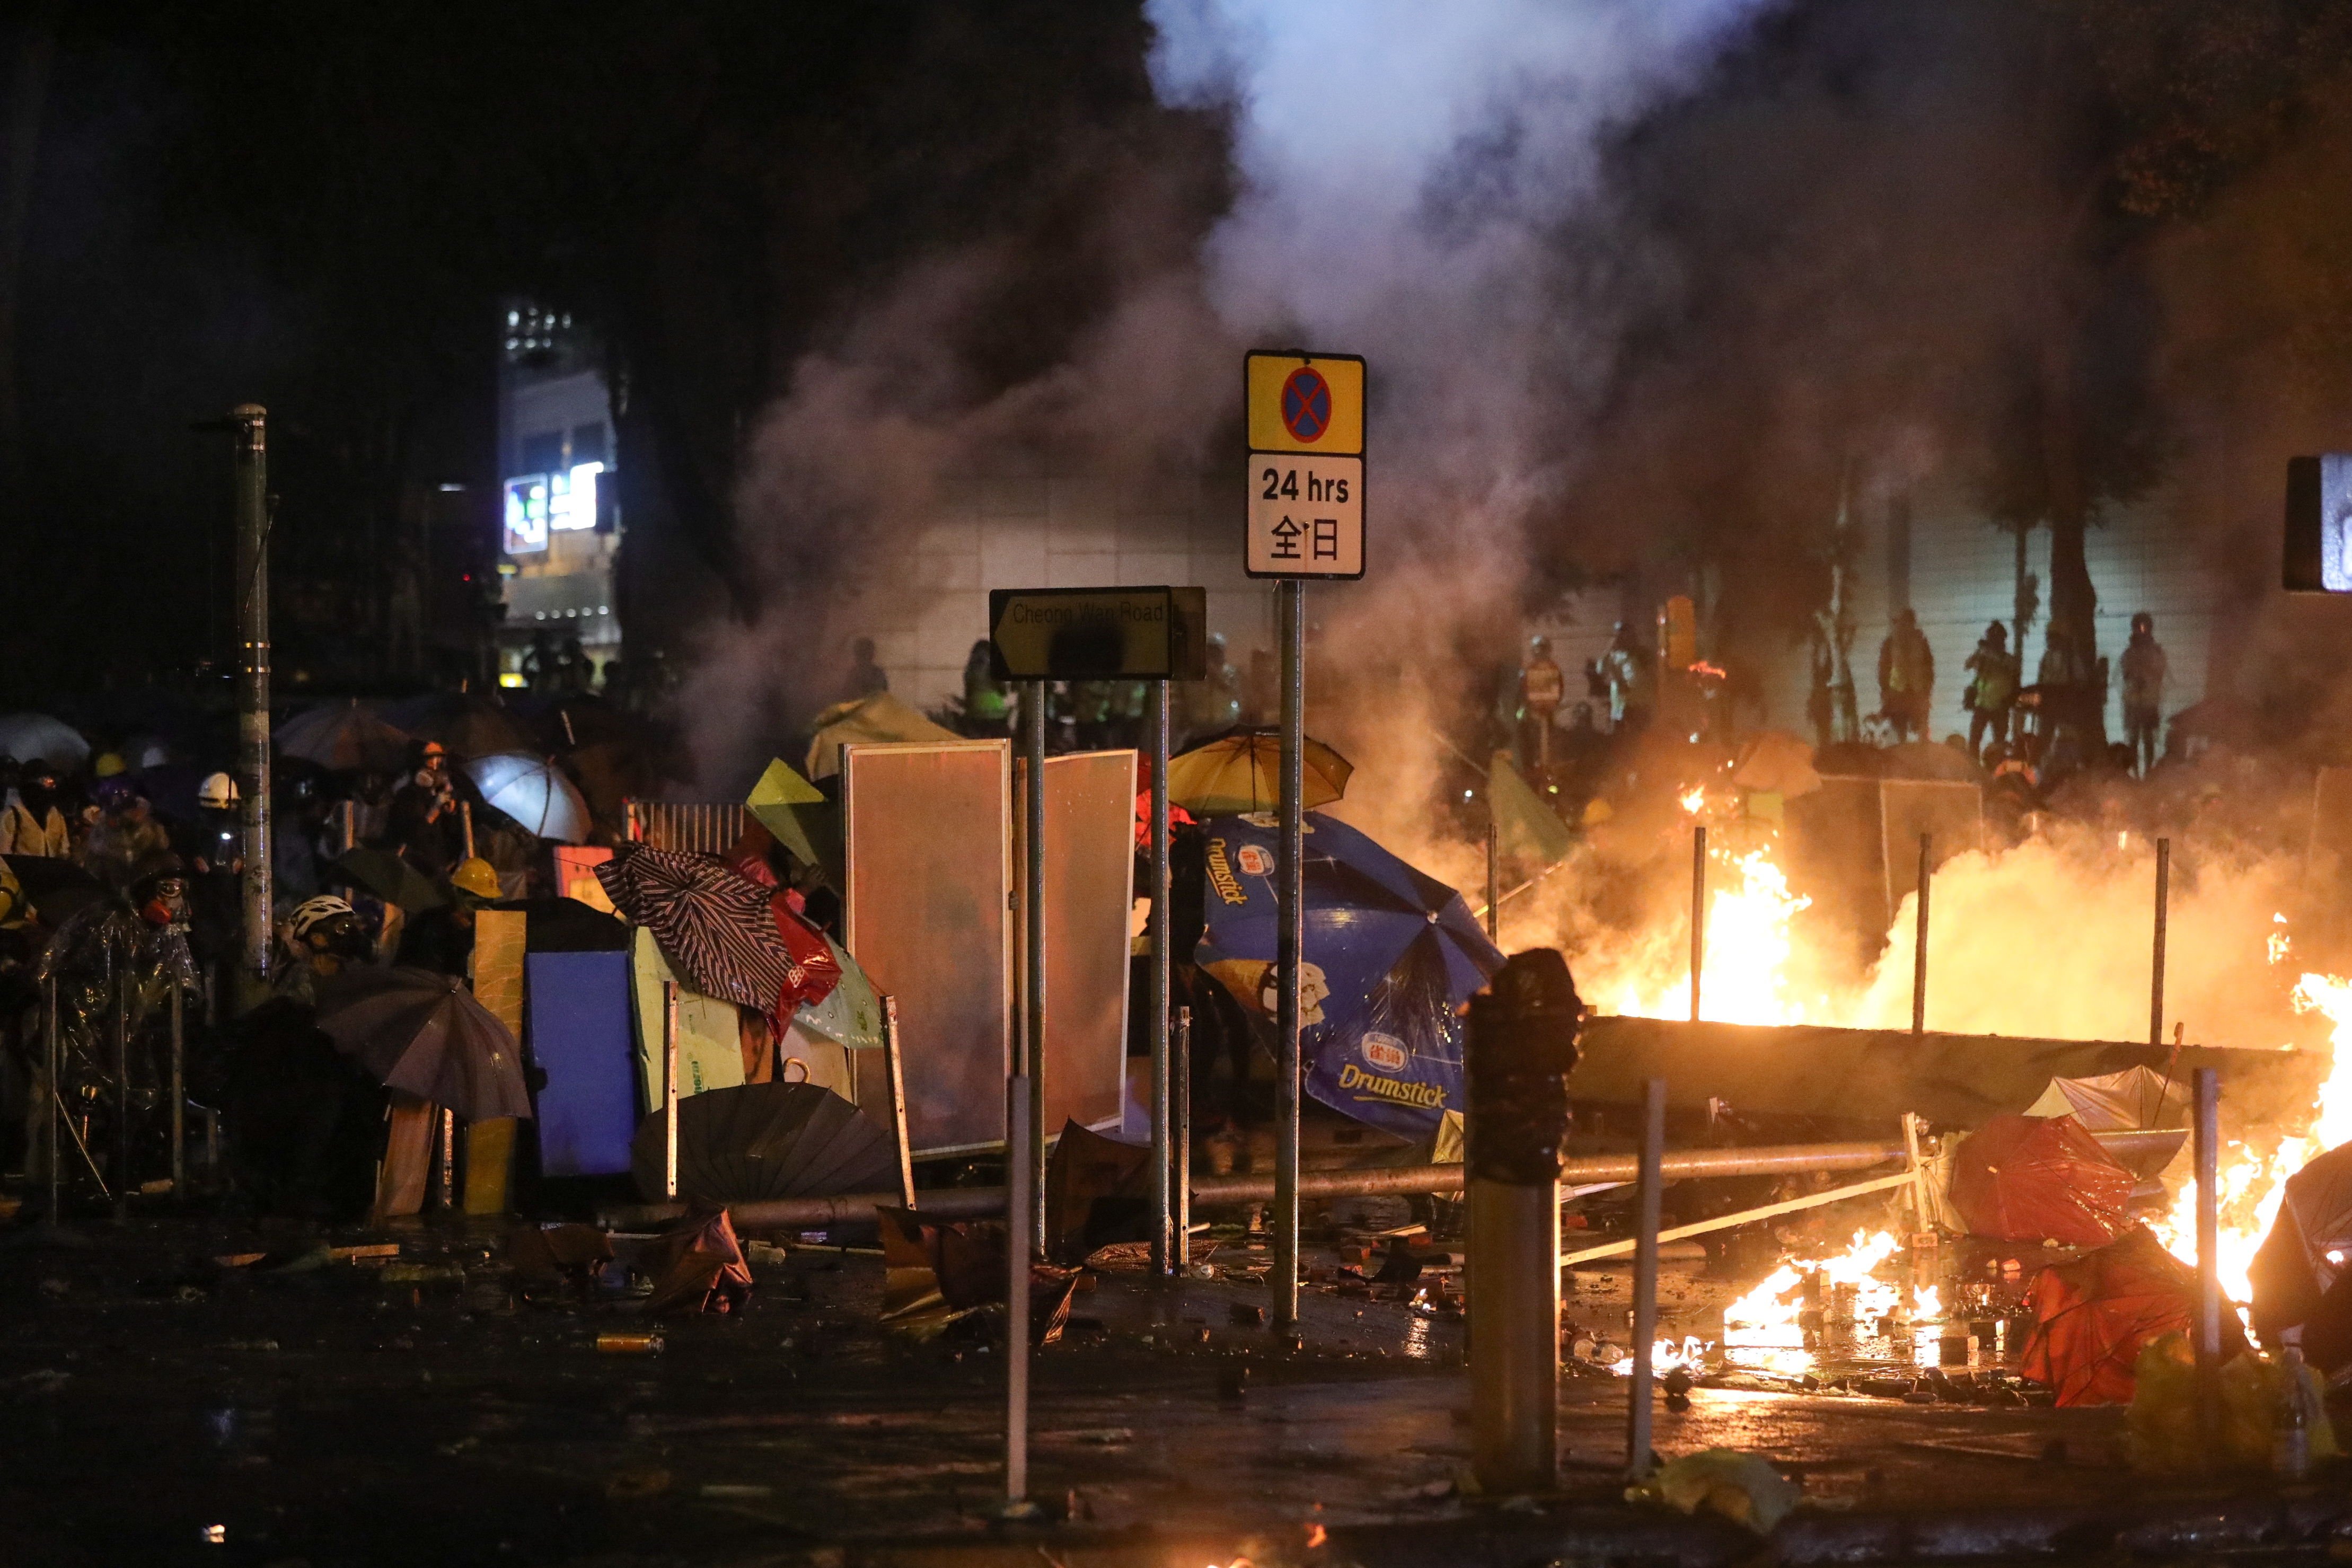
[1626,1079,1666,1482]
[2152,837,2171,1047]
[2194,1066,2221,1463]
[1689,826,1706,1023]
[662,981,680,1202]
[880,994,915,1209]
[1911,833,1931,1037]
[1004,1072,1033,1511]
[604,1137,1924,1230]
[1563,1169,1917,1267]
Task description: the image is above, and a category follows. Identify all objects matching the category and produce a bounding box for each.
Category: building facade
[495,303,621,689]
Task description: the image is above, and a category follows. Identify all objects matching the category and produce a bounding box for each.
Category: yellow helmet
[92,752,127,779]
[450,857,501,901]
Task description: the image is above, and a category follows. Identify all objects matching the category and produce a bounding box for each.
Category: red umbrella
[1950,1113,2133,1246]
[2021,1226,2247,1405]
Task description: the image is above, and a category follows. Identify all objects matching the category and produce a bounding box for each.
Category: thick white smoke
[1146,0,1771,855]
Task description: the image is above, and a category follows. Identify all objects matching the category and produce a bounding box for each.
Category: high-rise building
[495,302,621,688]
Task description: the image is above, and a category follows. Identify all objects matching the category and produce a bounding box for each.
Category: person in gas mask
[0,761,70,857]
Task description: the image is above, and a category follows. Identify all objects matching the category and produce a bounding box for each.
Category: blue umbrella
[1194,811,1503,1138]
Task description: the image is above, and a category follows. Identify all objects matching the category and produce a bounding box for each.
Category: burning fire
[2151,969,2352,1307]
[1605,844,1817,1026]
[1716,1229,1942,1376]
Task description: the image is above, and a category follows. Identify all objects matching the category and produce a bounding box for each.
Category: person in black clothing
[383,740,461,879]
[394,857,498,976]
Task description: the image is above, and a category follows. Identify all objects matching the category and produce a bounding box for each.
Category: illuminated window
[503,477,549,554]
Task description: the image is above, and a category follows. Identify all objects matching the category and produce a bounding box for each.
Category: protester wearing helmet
[386,742,461,879]
[394,857,498,977]
[274,893,374,1004]
[173,771,246,966]
[0,760,71,857]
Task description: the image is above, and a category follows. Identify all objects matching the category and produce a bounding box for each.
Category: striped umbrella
[595,847,809,1019]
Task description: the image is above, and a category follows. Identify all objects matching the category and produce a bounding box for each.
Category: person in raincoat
[1877,608,1935,742]
[1963,622,2020,763]
[961,640,1010,737]
[0,761,70,857]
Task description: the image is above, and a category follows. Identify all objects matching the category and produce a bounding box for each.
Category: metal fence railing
[622,800,747,855]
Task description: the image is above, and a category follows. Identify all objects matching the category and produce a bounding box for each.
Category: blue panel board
[527,950,637,1177]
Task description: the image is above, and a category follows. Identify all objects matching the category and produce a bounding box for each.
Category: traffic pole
[1911,833,1932,1038]
[1004,1072,1035,1512]
[1150,679,1173,1276]
[2152,838,2171,1047]
[1274,579,1305,1331]
[1174,1005,1193,1272]
[231,403,272,1014]
[662,981,680,1201]
[1688,825,1706,1023]
[1024,681,1048,1243]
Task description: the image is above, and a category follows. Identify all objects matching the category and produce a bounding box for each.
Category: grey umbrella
[314,966,534,1120]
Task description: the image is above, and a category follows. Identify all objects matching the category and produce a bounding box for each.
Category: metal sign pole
[1150,680,1174,1277]
[1275,580,1305,1330]
[1911,833,1932,1037]
[662,980,680,1201]
[1688,825,1706,1023]
[2152,837,2171,1046]
[1024,681,1049,1242]
[1174,1005,1193,1271]
[1005,1072,1034,1510]
[231,403,272,1012]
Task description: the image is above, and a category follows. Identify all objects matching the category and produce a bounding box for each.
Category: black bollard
[1467,948,1584,1494]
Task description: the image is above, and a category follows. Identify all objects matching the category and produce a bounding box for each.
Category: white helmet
[197,772,240,810]
[289,894,356,941]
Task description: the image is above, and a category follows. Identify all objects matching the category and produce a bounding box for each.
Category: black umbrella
[276,699,413,772]
[331,848,448,913]
[377,692,530,759]
[2,855,108,927]
[630,1082,894,1204]
[314,966,533,1120]
[595,847,809,1017]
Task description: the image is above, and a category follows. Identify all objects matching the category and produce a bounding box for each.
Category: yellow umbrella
[803,693,961,780]
[1166,729,1353,816]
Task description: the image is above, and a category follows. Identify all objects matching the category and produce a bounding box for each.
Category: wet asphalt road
[0,1213,2318,1567]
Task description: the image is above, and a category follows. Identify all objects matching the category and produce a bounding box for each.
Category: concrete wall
[843,471,1275,716]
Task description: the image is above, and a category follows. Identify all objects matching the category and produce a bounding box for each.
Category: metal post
[1023,680,1048,1242]
[1911,832,1932,1038]
[2152,838,2171,1046]
[1688,825,1706,1023]
[170,977,185,1199]
[112,967,130,1220]
[231,403,272,1013]
[1627,1078,1667,1480]
[461,800,475,862]
[1174,1005,1193,1271]
[2193,1067,2221,1459]
[1150,680,1173,1276]
[1275,579,1305,1329]
[438,1108,455,1211]
[1005,1072,1034,1510]
[43,973,58,1225]
[1485,821,1499,942]
[880,994,915,1209]
[662,981,680,1201]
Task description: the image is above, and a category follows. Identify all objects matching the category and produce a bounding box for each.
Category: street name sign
[1245,350,1365,580]
[988,585,1208,681]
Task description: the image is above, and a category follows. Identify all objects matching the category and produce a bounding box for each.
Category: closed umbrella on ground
[276,699,413,772]
[595,846,814,1019]
[465,752,591,844]
[313,966,533,1121]
[1168,728,1352,816]
[630,1081,895,1203]
[0,713,90,769]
